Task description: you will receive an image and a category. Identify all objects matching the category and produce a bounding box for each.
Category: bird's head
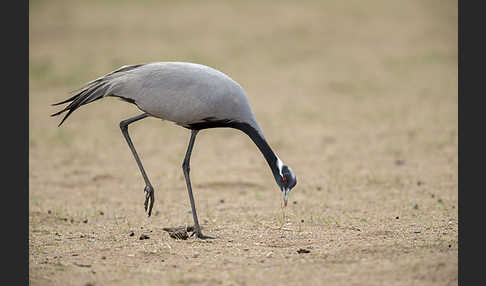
[275,159,297,207]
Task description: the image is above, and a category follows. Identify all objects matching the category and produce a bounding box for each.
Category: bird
[51,61,297,239]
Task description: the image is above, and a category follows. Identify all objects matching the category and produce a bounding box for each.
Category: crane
[51,62,297,239]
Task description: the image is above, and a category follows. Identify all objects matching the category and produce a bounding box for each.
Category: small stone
[395,216,399,219]
[83,219,88,224]
[129,232,135,237]
[47,210,52,214]
[99,211,104,215]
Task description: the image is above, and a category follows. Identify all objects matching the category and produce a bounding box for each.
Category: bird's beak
[282,188,290,207]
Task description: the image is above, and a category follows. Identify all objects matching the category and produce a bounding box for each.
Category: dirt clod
[139,234,150,240]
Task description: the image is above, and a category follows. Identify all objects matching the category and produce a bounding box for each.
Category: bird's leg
[119,113,155,217]
[182,130,215,239]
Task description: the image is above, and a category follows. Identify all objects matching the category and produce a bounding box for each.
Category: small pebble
[129,232,135,237]
[83,219,88,224]
[47,210,52,214]
[99,211,104,215]
[395,216,399,219]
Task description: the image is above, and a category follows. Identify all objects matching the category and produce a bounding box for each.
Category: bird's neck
[235,123,280,177]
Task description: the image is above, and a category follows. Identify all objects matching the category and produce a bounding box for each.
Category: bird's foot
[190,230,216,240]
[144,185,155,217]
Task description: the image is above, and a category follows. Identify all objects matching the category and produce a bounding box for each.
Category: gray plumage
[54,62,260,132]
[52,61,296,239]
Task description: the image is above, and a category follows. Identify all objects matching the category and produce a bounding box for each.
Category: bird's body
[59,62,259,130]
[52,61,296,239]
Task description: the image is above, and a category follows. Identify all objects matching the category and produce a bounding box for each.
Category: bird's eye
[282,177,287,183]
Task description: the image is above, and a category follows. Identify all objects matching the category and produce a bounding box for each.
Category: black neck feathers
[186,118,279,176]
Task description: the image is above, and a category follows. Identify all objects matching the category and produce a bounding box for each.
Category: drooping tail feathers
[51,64,145,126]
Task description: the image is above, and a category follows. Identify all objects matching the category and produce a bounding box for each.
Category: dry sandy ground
[29,0,457,285]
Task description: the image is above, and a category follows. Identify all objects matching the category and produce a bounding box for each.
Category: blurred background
[30,0,457,284]
[30,0,457,179]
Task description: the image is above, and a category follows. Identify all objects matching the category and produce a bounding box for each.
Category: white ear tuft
[276,157,284,177]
